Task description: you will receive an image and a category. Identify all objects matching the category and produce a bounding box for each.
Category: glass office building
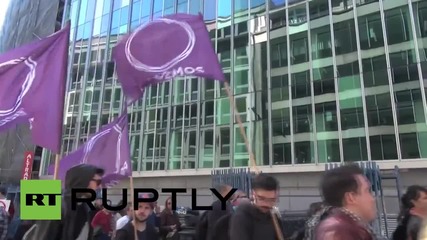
[41,0,427,176]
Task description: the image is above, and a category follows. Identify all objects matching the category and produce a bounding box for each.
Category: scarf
[304,205,332,240]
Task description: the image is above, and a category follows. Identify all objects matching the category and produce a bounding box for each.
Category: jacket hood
[64,164,104,189]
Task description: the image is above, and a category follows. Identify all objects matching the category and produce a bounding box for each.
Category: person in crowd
[25,164,104,240]
[159,197,181,240]
[230,190,248,209]
[419,218,427,240]
[393,185,427,240]
[291,201,324,240]
[205,184,234,240]
[305,202,339,239]
[0,187,14,222]
[0,202,9,240]
[91,205,114,240]
[210,190,251,240]
[116,203,133,230]
[147,201,161,231]
[11,220,33,240]
[315,164,377,240]
[229,174,285,240]
[89,197,104,220]
[115,194,158,240]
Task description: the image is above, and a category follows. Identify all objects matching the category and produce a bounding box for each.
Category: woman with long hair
[159,197,181,240]
[393,185,427,240]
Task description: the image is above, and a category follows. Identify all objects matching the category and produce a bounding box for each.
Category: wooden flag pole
[129,175,138,240]
[223,82,284,240]
[53,154,61,180]
[223,82,259,174]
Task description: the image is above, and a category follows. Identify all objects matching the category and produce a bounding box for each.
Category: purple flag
[51,112,132,187]
[113,13,225,103]
[0,24,70,153]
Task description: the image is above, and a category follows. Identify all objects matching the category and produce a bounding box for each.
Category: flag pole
[223,82,259,174]
[120,96,138,240]
[129,175,138,240]
[53,154,61,179]
[223,82,284,240]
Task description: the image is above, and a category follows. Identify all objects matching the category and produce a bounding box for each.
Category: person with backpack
[392,185,427,240]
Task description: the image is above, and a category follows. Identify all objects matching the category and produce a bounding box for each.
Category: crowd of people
[0,163,426,240]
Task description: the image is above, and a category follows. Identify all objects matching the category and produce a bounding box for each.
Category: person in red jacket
[91,207,114,240]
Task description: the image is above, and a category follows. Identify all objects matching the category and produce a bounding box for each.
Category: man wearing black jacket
[115,195,158,240]
[229,174,284,240]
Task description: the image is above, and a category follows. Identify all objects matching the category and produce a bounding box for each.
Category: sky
[0,0,11,31]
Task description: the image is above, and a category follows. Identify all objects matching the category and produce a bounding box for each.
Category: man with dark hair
[115,194,158,240]
[229,174,284,240]
[315,164,377,240]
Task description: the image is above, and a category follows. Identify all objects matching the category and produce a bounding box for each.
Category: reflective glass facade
[41,0,427,175]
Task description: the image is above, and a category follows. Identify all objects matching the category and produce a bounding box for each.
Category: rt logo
[20,180,62,220]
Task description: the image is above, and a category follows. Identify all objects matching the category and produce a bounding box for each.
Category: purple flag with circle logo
[0,23,70,153]
[113,13,225,104]
[48,112,132,187]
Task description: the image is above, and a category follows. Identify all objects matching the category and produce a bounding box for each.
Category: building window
[358,12,384,49]
[370,135,398,160]
[313,66,335,95]
[271,75,289,102]
[385,7,413,45]
[273,143,291,165]
[343,137,368,161]
[317,139,340,163]
[338,61,360,91]
[291,32,308,65]
[292,70,311,99]
[270,37,287,68]
[272,108,291,137]
[315,102,338,132]
[400,133,420,159]
[311,26,332,59]
[340,97,365,130]
[362,55,388,87]
[390,50,419,84]
[293,105,312,134]
[395,89,425,125]
[334,20,357,55]
[366,93,394,127]
[295,141,314,164]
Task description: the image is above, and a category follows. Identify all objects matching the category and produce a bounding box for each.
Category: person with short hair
[115,194,158,240]
[393,185,427,240]
[229,174,284,240]
[315,164,377,240]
